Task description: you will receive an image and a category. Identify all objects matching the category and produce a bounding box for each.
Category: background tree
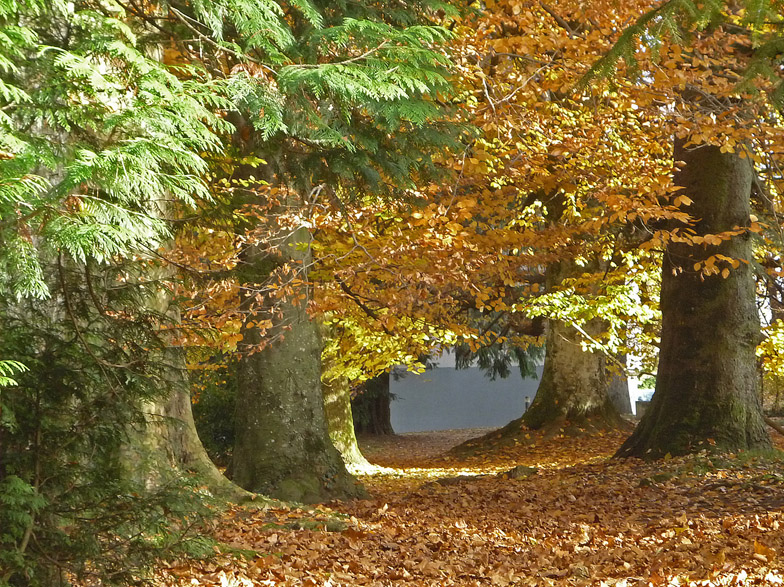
[143,0,466,501]
[314,0,671,445]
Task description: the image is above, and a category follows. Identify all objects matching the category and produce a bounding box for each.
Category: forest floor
[160,426,784,587]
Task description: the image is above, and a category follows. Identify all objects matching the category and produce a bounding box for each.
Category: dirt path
[357,428,494,467]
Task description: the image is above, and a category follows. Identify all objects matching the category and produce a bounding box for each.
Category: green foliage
[0,359,25,387]
[455,341,544,382]
[0,262,217,586]
[0,1,236,583]
[0,0,228,301]
[182,0,464,198]
[0,0,465,580]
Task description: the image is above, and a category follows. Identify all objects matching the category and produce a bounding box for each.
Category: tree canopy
[2,0,784,583]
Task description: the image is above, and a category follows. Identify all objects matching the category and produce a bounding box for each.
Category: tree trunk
[608,359,632,415]
[519,259,622,433]
[322,376,374,474]
[616,141,770,459]
[136,267,251,502]
[232,225,364,503]
[143,375,253,502]
[520,317,621,432]
[353,373,394,436]
[451,262,623,454]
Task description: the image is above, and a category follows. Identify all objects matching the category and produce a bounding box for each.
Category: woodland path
[162,428,784,586]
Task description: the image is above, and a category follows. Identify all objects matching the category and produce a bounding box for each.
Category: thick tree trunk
[322,376,374,474]
[144,375,253,502]
[617,141,770,459]
[232,225,364,503]
[520,318,621,432]
[452,262,622,454]
[353,373,394,436]
[520,259,622,433]
[137,267,251,502]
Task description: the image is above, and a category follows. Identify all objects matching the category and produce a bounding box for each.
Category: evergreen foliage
[0,0,466,580]
[582,0,784,97]
[166,0,466,478]
[0,0,228,583]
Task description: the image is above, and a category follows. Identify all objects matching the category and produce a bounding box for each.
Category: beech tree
[618,139,769,457]
[605,1,784,457]
[313,0,670,441]
[153,0,464,501]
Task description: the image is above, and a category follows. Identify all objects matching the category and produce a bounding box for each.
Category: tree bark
[353,374,394,436]
[451,261,623,454]
[519,317,622,432]
[520,259,623,433]
[608,360,632,415]
[135,265,251,502]
[143,371,253,502]
[322,376,374,474]
[232,225,364,503]
[616,141,770,459]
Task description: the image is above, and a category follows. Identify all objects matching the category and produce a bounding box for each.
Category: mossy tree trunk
[231,224,364,503]
[521,259,622,433]
[137,266,250,502]
[520,317,621,432]
[143,372,253,502]
[616,141,770,459]
[322,376,374,473]
[453,261,622,453]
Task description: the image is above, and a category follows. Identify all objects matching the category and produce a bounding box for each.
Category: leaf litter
[156,427,784,586]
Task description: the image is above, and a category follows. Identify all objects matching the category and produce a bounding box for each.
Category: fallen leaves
[154,429,784,586]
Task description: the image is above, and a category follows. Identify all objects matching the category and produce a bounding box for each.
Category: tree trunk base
[451,406,629,456]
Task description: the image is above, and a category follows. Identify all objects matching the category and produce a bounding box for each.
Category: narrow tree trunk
[353,374,394,436]
[617,141,770,459]
[608,358,632,415]
[322,376,374,474]
[232,225,364,503]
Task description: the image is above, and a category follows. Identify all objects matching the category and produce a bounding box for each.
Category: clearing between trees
[153,428,784,587]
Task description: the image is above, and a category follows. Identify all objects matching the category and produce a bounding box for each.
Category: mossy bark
[322,376,374,474]
[519,317,622,432]
[453,261,623,453]
[520,259,623,433]
[138,272,251,502]
[616,141,770,459]
[231,226,364,503]
[144,378,253,502]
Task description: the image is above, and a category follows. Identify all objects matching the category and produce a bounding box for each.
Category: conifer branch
[291,40,390,69]
[168,6,275,73]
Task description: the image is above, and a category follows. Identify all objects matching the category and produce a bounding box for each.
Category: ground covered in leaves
[161,427,784,586]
